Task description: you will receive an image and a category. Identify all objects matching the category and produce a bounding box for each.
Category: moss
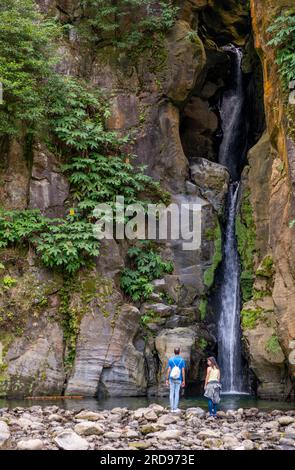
[256,255,274,278]
[59,272,114,370]
[265,335,281,355]
[203,221,222,289]
[241,307,263,329]
[198,337,208,351]
[199,298,208,321]
[253,289,272,300]
[235,189,256,302]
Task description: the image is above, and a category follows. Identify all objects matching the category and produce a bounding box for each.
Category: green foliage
[241,307,263,330]
[265,335,281,355]
[203,222,222,288]
[0,209,99,274]
[199,298,208,321]
[1,275,17,289]
[235,190,256,302]
[78,0,178,49]
[35,218,100,273]
[121,241,173,302]
[256,255,274,278]
[267,12,295,86]
[0,0,60,136]
[198,337,208,351]
[63,153,165,213]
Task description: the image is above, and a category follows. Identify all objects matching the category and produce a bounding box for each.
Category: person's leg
[169,381,174,410]
[213,403,217,416]
[174,381,181,410]
[208,399,213,415]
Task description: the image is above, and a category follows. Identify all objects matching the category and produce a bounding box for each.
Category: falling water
[217,46,247,393]
[218,183,243,392]
[218,46,245,181]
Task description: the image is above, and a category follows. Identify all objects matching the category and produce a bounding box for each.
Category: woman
[204,357,221,417]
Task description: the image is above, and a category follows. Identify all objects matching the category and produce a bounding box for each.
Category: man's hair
[174,348,180,355]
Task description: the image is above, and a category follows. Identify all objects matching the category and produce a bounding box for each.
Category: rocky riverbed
[0,404,295,450]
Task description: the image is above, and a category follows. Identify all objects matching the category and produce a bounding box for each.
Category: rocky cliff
[0,0,294,401]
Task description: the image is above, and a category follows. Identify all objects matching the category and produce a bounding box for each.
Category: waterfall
[218,182,243,392]
[217,46,247,393]
[218,46,245,181]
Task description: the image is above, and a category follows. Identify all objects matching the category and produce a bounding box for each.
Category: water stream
[217,46,247,393]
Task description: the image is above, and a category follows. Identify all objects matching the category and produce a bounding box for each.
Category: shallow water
[0,394,294,412]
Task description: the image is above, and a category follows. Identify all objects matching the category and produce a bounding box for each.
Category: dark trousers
[208,399,217,416]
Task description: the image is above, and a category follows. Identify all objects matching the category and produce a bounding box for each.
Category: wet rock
[17,439,44,450]
[278,416,295,426]
[75,411,103,422]
[74,421,104,436]
[54,430,89,450]
[0,421,10,447]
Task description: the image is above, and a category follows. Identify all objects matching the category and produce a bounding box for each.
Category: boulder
[0,421,10,448]
[17,439,44,450]
[54,430,89,450]
[74,421,104,436]
[190,158,230,213]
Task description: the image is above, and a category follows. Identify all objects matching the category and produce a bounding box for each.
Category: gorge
[0,0,294,407]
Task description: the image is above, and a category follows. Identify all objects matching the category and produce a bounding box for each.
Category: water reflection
[0,395,294,412]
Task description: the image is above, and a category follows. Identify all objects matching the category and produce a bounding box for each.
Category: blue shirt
[168,356,186,382]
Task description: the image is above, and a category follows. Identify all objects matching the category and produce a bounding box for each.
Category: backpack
[170,358,181,380]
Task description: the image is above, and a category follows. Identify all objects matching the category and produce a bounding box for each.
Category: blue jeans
[170,380,181,410]
[208,399,217,416]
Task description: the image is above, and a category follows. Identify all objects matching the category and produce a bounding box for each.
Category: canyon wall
[0,0,294,401]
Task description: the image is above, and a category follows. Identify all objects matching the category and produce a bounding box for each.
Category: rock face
[66,298,147,397]
[0,0,293,401]
[29,144,69,218]
[236,0,295,399]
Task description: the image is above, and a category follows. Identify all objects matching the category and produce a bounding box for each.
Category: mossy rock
[256,255,274,278]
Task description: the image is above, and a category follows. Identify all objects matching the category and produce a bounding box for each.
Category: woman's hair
[208,356,219,369]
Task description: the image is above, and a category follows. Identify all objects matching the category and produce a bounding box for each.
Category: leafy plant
[78,0,178,49]
[1,276,17,289]
[0,209,99,274]
[63,153,166,214]
[267,12,295,86]
[265,335,281,355]
[121,241,173,302]
[0,0,60,136]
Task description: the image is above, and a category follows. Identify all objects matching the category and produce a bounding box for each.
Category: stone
[5,320,65,398]
[74,421,104,436]
[0,421,10,447]
[75,411,102,422]
[104,432,122,439]
[129,441,150,450]
[155,430,182,440]
[164,20,206,104]
[143,410,158,422]
[54,430,89,450]
[29,144,69,218]
[241,439,255,450]
[17,439,44,450]
[278,416,295,426]
[66,298,146,397]
[223,435,240,449]
[186,407,206,419]
[197,429,221,439]
[190,158,230,213]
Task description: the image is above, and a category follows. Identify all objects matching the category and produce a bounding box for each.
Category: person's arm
[181,367,186,388]
[166,362,171,386]
[204,367,211,389]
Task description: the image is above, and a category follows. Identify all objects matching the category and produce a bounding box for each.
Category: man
[166,347,186,412]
